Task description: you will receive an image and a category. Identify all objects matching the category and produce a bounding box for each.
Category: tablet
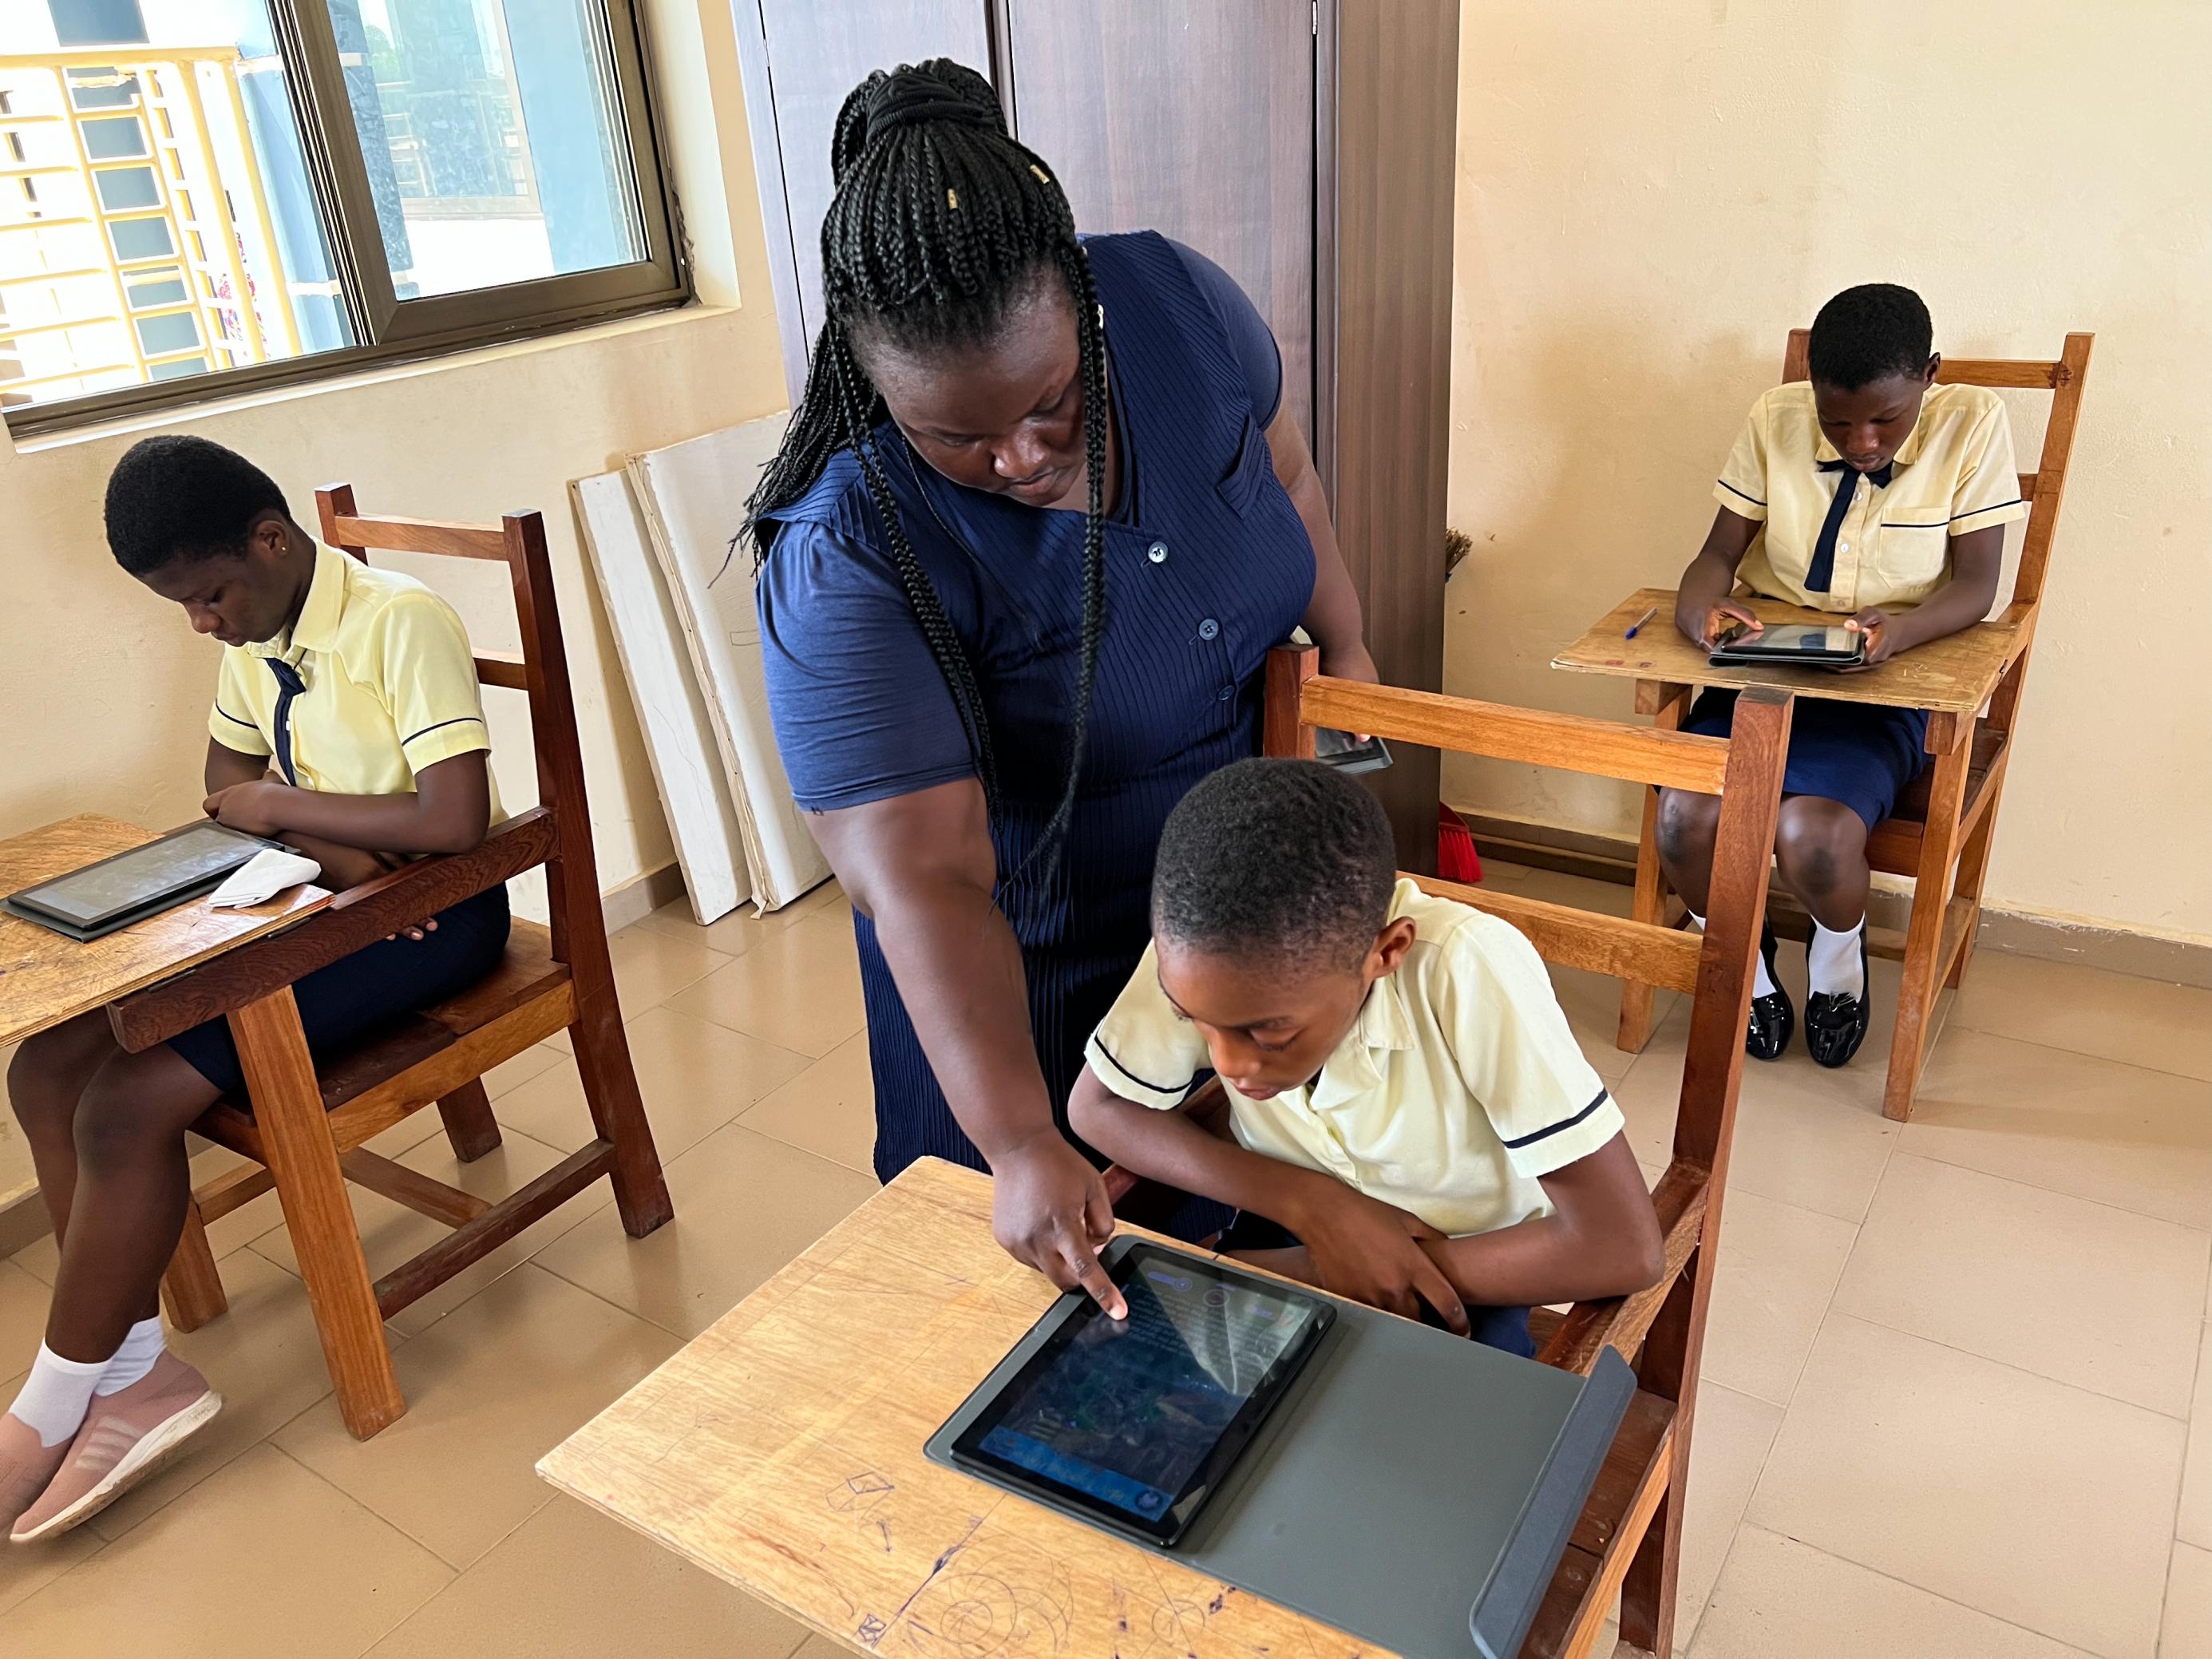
[5,822,282,942]
[1708,622,1866,667]
[947,1243,1335,1546]
[1314,727,1394,775]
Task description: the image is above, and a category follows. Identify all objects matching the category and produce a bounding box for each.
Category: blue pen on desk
[1624,605,1658,639]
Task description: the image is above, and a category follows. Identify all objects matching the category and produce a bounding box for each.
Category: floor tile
[1699,1189,1858,1407]
[1834,1153,2207,1415]
[366,1495,811,1659]
[493,1004,813,1162]
[248,1127,587,1338]
[1614,997,1900,1224]
[639,889,814,956]
[666,910,866,1059]
[1750,1314,2181,1657]
[6,1233,56,1286]
[605,921,731,1012]
[0,1444,450,1659]
[1691,1525,2089,1657]
[2176,1324,2212,1548]
[274,1265,679,1570]
[1551,962,1672,1084]
[530,1122,875,1340]
[1674,1382,1785,1650]
[1905,1031,2212,1229]
[2165,1543,2212,1657]
[0,1257,47,1373]
[0,1451,102,1617]
[738,1029,876,1176]
[1950,953,2212,1083]
[482,1041,567,1099]
[85,1249,354,1542]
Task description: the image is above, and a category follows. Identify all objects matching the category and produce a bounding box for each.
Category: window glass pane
[333,0,646,299]
[0,6,355,410]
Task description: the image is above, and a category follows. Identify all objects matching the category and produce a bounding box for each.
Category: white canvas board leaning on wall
[572,469,750,925]
[629,413,831,913]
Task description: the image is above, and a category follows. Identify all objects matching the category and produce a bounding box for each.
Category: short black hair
[1807,283,1933,390]
[1152,758,1397,970]
[104,434,290,577]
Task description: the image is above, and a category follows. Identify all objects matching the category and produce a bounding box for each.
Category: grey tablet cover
[925,1236,1636,1659]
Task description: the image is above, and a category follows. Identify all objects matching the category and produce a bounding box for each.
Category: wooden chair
[108,489,673,1439]
[1617,331,2093,1122]
[1105,648,1795,1657]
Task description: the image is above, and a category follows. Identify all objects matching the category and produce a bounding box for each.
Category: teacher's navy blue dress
[756,230,1316,1186]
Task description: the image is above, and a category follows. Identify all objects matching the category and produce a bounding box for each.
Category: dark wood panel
[745,1,991,402]
[1002,0,1316,445]
[1326,0,1459,869]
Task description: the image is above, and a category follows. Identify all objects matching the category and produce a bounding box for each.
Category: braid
[742,57,1109,868]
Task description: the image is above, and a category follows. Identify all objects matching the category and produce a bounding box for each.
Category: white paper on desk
[208,849,319,908]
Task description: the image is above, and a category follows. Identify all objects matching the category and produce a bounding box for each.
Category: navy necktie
[265,658,305,786]
[1806,458,1893,594]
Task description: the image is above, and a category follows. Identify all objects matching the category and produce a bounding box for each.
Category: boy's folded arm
[204,751,493,857]
[1068,1065,1324,1222]
[1423,1134,1665,1309]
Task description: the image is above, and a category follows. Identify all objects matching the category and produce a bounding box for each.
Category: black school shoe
[1747,923,1793,1061]
[1806,929,1874,1068]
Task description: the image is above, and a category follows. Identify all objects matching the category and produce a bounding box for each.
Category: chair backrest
[314,485,603,968]
[1779,329,2094,612]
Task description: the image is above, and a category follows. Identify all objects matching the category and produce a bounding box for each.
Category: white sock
[1808,919,1866,1000]
[94,1317,165,1397]
[6,1344,109,1447]
[1690,911,1777,998]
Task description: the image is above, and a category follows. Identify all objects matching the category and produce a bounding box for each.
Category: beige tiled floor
[4,869,2209,1657]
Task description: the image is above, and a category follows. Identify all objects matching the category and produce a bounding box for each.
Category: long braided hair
[744,59,1109,873]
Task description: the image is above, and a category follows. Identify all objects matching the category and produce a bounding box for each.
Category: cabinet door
[738,2,989,398]
[1001,0,1316,446]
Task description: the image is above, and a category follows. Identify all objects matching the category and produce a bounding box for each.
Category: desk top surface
[1552,588,2021,716]
[0,814,330,1047]
[539,1158,1407,1658]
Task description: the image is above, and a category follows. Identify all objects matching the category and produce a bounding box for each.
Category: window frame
[5,0,690,440]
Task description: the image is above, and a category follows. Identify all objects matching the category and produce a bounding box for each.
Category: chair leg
[230,989,406,1439]
[568,1006,672,1239]
[436,1079,503,1163]
[160,1199,228,1332]
[1618,786,1672,1053]
[1883,719,1973,1123]
[1945,768,2008,990]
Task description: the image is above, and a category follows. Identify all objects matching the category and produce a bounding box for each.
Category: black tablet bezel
[6,822,281,932]
[1707,622,1866,668]
[1314,730,1395,775]
[948,1242,1336,1547]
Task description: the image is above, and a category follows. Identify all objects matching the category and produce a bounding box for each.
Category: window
[0,0,683,433]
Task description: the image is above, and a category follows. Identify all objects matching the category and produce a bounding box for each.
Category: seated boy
[2,436,511,1543]
[1069,758,1663,1355]
[1662,284,2027,1067]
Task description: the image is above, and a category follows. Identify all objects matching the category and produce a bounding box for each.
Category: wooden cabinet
[732,0,1457,867]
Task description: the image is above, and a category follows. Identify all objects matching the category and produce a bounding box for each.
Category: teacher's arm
[1267,408,1378,685]
[809,778,1128,1319]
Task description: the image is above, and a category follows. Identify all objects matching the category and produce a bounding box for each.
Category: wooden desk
[1551,587,2025,724]
[0,814,329,1048]
[541,1158,1664,1659]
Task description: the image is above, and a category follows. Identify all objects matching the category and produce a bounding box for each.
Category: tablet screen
[10,822,270,929]
[952,1245,1332,1543]
[1717,624,1860,657]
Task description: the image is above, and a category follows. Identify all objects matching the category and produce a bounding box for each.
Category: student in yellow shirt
[1662,285,2027,1069]
[2,437,508,1543]
[1069,758,1664,1355]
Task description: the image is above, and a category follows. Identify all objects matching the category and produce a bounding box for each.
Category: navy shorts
[1215,1211,1536,1358]
[169,885,512,1096]
[1684,688,1930,830]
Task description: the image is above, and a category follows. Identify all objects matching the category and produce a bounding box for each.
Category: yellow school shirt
[1715,382,2029,613]
[1085,878,1622,1238]
[208,542,503,822]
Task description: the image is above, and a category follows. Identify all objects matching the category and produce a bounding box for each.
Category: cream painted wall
[0,0,790,1205]
[1444,0,2212,944]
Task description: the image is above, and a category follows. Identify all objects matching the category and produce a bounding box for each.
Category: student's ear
[245,510,290,563]
[1365,917,1418,980]
[1921,352,1942,388]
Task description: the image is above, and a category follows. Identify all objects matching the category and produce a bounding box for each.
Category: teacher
[748,60,1377,1308]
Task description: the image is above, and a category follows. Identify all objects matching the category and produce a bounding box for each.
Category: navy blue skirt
[1215,1211,1536,1358]
[1684,689,1929,830]
[170,885,512,1096]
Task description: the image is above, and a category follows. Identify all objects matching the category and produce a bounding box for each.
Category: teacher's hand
[991,1130,1127,1320]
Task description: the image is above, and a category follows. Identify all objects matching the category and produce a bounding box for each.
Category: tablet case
[4,826,283,943]
[927,1236,1636,1659]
